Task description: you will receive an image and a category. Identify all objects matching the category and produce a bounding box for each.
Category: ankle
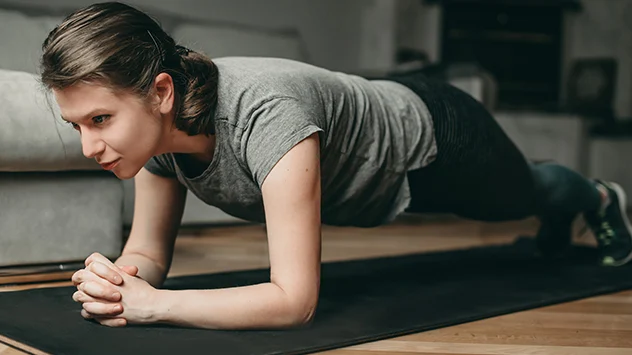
[594,182,610,211]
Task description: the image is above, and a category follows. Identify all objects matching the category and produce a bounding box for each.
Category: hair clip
[175,45,191,56]
[146,30,165,61]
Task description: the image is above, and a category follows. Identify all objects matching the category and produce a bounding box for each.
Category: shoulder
[214,57,335,95]
[212,57,331,126]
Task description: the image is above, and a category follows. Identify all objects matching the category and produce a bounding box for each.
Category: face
[53,79,172,180]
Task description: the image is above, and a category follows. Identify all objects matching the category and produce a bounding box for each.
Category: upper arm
[261,132,322,316]
[124,167,188,272]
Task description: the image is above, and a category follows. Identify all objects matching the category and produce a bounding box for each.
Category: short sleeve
[243,97,325,188]
[143,154,178,178]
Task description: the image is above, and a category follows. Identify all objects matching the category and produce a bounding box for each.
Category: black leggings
[387,72,602,222]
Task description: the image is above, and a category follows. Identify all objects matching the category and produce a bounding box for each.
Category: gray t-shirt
[145,57,436,227]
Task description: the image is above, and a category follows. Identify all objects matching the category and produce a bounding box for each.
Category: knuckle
[86,253,97,265]
[86,252,104,266]
[71,270,83,283]
[72,291,83,302]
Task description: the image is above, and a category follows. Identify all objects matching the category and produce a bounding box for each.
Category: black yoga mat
[1,237,631,355]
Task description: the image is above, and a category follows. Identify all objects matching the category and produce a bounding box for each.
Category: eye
[64,120,80,131]
[92,115,110,125]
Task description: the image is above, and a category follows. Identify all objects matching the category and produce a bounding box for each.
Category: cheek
[106,117,163,160]
[109,125,163,180]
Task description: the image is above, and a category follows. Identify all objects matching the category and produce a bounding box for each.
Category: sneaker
[584,180,632,266]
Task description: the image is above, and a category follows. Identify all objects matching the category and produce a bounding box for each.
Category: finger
[85,252,115,269]
[72,269,105,286]
[73,270,121,302]
[72,268,103,286]
[119,265,139,277]
[82,302,124,317]
[81,309,93,319]
[73,290,121,303]
[80,309,121,321]
[73,290,93,303]
[71,269,87,286]
[80,281,121,302]
[88,261,123,285]
[97,317,127,327]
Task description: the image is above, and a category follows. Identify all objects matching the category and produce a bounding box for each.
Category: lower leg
[530,162,602,256]
[530,162,602,217]
[531,162,632,266]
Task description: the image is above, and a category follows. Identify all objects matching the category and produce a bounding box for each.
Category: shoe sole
[606,182,632,266]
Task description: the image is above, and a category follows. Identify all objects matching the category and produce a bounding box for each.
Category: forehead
[54,82,115,106]
[53,83,137,121]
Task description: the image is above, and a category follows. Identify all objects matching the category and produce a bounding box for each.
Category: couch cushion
[0,69,100,172]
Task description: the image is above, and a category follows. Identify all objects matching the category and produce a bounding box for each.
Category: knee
[530,163,576,211]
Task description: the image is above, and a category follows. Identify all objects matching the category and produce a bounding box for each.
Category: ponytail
[171,49,219,135]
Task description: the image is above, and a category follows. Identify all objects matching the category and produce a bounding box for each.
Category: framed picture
[565,58,617,118]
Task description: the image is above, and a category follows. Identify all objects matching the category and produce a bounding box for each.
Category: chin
[112,165,141,180]
[111,170,131,180]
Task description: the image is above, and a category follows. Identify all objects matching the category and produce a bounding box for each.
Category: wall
[562,0,632,120]
[396,0,632,119]
[358,0,397,71]
[0,0,397,73]
[396,0,442,64]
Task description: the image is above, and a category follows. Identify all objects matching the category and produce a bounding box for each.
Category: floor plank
[1,215,631,354]
[338,340,632,355]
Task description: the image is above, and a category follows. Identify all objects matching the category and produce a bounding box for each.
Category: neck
[159,127,216,163]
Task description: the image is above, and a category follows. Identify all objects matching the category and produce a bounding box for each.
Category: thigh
[407,158,536,221]
[396,75,537,221]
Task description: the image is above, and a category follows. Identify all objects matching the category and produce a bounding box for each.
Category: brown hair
[40,1,218,135]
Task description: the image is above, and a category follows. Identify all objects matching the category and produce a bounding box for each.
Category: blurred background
[0,0,631,231]
[2,4,632,353]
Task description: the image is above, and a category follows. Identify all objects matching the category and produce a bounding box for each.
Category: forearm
[153,282,314,330]
[115,252,167,288]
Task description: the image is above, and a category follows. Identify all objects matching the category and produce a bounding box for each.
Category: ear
[152,72,175,115]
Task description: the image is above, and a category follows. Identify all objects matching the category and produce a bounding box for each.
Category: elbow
[272,282,319,328]
[291,304,317,327]
[284,298,317,328]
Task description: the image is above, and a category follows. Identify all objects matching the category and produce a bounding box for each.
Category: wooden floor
[1,215,632,355]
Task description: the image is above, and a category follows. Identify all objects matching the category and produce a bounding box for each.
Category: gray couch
[0,69,124,267]
[0,3,306,267]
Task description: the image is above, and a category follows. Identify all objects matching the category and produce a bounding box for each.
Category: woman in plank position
[41,2,632,329]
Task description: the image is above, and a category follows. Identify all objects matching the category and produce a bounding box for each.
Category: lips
[100,158,121,170]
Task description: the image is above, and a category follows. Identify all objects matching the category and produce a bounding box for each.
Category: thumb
[118,265,139,276]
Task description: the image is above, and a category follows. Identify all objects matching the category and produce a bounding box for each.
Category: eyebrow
[60,108,108,123]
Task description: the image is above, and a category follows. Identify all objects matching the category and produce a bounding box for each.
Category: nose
[80,130,105,159]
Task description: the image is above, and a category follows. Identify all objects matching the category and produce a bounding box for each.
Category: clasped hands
[71,253,159,327]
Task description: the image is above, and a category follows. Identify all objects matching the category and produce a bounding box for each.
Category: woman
[41,2,632,330]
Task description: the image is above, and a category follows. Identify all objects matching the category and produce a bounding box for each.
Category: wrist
[151,289,173,324]
[115,252,167,288]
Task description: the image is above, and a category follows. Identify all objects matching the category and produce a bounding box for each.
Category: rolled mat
[0,237,631,355]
